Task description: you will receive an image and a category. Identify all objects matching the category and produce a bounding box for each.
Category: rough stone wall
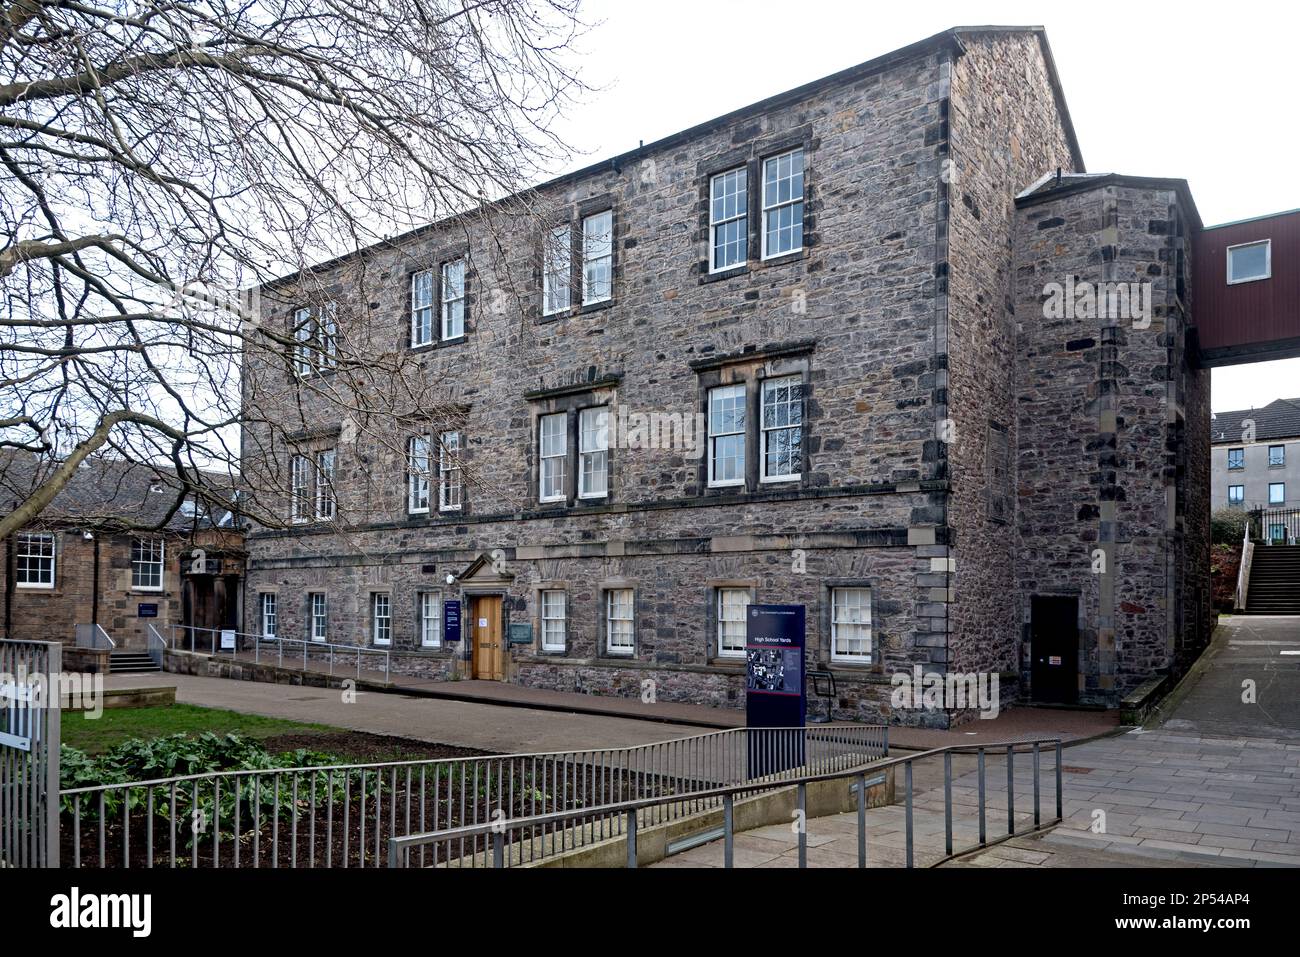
[242,48,963,723]
[1012,181,1206,703]
[943,32,1080,708]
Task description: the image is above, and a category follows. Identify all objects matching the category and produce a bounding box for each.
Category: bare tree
[0,0,587,536]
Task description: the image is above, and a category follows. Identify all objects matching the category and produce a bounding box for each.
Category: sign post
[745,604,806,777]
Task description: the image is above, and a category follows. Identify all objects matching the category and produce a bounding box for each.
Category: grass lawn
[61,703,483,762]
[61,704,336,754]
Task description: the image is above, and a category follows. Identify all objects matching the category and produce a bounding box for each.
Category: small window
[1227,448,1244,470]
[290,454,311,523]
[1269,482,1285,505]
[438,431,463,512]
[319,303,338,370]
[411,270,435,347]
[1227,240,1271,284]
[761,148,804,259]
[15,532,55,588]
[315,449,336,521]
[582,210,613,305]
[760,376,803,482]
[131,538,164,591]
[309,593,328,642]
[419,591,442,647]
[831,587,872,663]
[441,259,466,340]
[579,407,609,499]
[539,412,567,503]
[541,590,567,652]
[293,307,314,377]
[708,384,746,487]
[1228,485,1245,505]
[542,224,571,316]
[408,437,431,514]
[710,167,748,272]
[372,593,392,646]
[260,593,278,639]
[1269,445,1285,467]
[606,588,634,655]
[716,588,750,658]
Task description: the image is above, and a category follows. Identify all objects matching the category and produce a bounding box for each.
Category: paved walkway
[101,671,711,754]
[164,647,1119,749]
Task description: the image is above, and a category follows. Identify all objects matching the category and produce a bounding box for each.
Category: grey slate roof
[1211,398,1300,444]
[0,453,239,531]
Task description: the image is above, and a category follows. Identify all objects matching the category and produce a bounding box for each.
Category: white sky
[554,0,1300,412]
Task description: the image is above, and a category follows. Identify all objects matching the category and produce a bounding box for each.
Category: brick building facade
[1,459,245,650]
[241,27,1213,725]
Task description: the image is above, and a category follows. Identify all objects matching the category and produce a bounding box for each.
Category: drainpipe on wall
[91,532,100,627]
[3,534,12,641]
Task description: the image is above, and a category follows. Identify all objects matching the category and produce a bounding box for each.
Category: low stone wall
[62,647,110,674]
[531,769,896,868]
[63,685,176,711]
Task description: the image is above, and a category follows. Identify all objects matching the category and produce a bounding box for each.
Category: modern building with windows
[1212,397,1300,518]
[240,26,1231,723]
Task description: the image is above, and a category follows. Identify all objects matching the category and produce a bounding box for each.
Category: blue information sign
[745,604,807,777]
[137,603,158,618]
[444,600,461,644]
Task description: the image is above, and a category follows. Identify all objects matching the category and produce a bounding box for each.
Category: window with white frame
[582,210,613,305]
[411,270,435,346]
[260,593,278,639]
[293,307,314,377]
[1228,485,1244,506]
[1270,482,1285,505]
[541,590,567,652]
[579,407,609,499]
[606,588,634,655]
[315,449,336,520]
[439,431,463,511]
[831,587,872,663]
[372,593,391,646]
[710,167,748,271]
[542,224,571,316]
[1227,239,1271,284]
[290,454,311,523]
[761,376,803,482]
[408,436,431,514]
[716,587,750,658]
[441,259,466,340]
[131,538,164,591]
[419,591,442,648]
[708,384,746,487]
[539,412,567,502]
[319,302,338,369]
[15,532,55,588]
[309,592,328,642]
[761,148,804,259]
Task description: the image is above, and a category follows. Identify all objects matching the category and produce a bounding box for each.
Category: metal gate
[0,639,61,867]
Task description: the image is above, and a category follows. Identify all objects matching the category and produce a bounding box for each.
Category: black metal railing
[1249,507,1300,545]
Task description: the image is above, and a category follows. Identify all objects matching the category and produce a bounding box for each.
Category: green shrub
[1211,507,1250,545]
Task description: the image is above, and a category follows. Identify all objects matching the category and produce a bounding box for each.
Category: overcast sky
[553,1,1299,413]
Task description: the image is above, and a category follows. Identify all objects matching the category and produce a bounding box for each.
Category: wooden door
[471,595,504,680]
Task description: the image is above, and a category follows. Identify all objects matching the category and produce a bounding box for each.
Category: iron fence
[1250,506,1300,545]
[389,738,1064,869]
[58,724,887,868]
[0,639,61,867]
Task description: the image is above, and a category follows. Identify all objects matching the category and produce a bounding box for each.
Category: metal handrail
[74,623,115,651]
[388,737,1065,869]
[170,624,394,682]
[146,623,168,668]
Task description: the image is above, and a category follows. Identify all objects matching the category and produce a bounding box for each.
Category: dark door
[1030,596,1078,704]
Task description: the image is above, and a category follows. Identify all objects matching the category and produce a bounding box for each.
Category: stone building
[1,457,245,655]
[241,26,1216,724]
